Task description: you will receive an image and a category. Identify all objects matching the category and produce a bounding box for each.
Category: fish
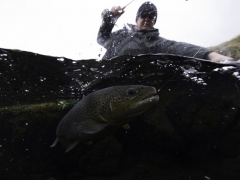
[51,85,159,152]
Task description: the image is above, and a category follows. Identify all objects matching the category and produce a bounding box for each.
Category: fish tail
[50,138,59,147]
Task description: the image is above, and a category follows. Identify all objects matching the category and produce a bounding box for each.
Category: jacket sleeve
[97,9,116,48]
[156,37,212,59]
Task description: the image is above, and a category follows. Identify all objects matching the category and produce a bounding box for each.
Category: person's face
[136,13,156,30]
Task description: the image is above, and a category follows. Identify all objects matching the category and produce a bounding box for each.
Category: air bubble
[57,57,64,61]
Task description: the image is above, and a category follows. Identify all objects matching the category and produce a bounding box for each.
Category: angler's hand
[111,6,125,18]
[208,52,234,62]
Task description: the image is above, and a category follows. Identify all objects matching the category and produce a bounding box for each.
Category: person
[97,1,234,62]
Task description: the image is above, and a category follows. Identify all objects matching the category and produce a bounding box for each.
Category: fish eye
[126,88,138,96]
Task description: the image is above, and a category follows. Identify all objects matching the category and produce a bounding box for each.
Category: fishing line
[157,73,179,93]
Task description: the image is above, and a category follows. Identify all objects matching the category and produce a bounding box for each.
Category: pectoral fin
[65,140,80,153]
[122,124,130,130]
[76,119,108,134]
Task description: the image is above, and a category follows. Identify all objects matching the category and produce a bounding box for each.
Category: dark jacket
[97,10,212,60]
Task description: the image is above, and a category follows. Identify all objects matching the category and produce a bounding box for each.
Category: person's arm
[156,37,234,62]
[207,52,234,62]
[97,6,124,47]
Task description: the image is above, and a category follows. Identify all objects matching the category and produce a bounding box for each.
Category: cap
[136,1,157,22]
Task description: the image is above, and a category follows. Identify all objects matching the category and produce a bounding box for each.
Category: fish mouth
[125,87,159,119]
[138,93,159,106]
[136,87,159,107]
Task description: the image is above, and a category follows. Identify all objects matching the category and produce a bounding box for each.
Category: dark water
[1,48,240,180]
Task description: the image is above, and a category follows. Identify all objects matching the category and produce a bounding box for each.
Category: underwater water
[1,48,240,180]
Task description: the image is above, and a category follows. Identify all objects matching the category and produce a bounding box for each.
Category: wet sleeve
[156,37,212,59]
[97,9,116,48]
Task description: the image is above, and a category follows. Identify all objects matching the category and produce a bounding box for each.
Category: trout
[51,85,159,152]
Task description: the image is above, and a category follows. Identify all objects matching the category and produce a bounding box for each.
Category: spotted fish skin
[51,85,159,152]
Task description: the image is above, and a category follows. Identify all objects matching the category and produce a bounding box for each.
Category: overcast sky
[0,0,239,60]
